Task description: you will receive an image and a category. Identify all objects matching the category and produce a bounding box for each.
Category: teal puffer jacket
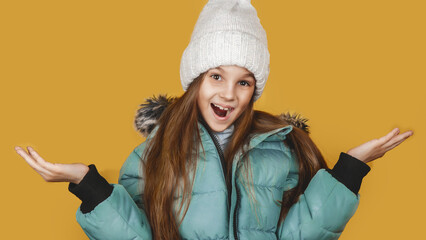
[74,122,361,240]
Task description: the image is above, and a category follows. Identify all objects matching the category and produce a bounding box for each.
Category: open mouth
[211,103,234,118]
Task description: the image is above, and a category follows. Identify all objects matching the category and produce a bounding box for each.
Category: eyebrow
[212,66,255,79]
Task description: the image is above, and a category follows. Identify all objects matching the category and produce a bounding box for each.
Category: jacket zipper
[202,123,227,183]
[199,121,240,240]
[233,180,240,240]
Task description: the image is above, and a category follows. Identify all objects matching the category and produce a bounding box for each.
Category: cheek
[197,94,208,112]
[198,91,209,106]
[239,90,254,106]
[198,81,215,101]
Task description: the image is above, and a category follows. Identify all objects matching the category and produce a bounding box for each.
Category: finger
[27,146,57,171]
[378,128,400,145]
[383,130,413,148]
[385,139,405,152]
[15,146,51,176]
[383,130,413,150]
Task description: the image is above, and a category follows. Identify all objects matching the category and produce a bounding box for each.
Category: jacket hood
[133,94,310,138]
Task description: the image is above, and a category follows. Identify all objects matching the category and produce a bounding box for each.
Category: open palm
[15,146,89,184]
[346,128,413,164]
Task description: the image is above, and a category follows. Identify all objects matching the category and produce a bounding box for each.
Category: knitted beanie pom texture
[179,0,270,101]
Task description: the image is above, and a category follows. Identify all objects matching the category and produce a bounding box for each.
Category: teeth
[213,103,232,111]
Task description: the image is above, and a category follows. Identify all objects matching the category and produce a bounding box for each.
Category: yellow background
[2,0,424,239]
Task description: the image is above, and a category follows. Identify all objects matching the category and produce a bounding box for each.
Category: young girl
[15,0,413,239]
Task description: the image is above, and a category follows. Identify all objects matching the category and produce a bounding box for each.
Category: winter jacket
[68,95,371,240]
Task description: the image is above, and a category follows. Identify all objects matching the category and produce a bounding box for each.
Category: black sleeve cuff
[326,152,371,195]
[68,164,114,214]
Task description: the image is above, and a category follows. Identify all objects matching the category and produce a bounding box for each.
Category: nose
[219,82,236,101]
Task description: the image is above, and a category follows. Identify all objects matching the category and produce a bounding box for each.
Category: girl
[15,0,413,239]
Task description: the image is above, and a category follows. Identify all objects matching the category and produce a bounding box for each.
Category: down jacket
[68,95,370,240]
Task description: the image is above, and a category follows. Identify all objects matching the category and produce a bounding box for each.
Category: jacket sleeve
[68,142,152,240]
[276,152,370,240]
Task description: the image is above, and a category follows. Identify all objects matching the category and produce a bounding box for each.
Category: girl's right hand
[15,146,89,184]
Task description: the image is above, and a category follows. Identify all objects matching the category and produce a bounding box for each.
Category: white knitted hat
[179,0,270,101]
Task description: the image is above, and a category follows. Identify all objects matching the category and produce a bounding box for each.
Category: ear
[134,94,176,137]
[278,112,310,134]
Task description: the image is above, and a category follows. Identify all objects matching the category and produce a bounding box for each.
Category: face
[197,65,255,132]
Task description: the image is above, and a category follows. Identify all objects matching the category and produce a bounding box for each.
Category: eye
[210,74,222,81]
[239,80,251,87]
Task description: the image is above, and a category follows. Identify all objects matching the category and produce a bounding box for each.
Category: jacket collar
[134,94,309,141]
[247,125,293,151]
[196,121,292,155]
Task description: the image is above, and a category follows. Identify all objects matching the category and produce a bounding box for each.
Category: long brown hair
[142,71,328,239]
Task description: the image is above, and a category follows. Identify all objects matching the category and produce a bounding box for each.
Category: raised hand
[15,146,89,184]
[346,128,413,164]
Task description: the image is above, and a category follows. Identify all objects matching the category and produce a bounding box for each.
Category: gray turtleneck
[212,124,235,152]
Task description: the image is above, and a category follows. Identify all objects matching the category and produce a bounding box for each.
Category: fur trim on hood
[134,94,310,137]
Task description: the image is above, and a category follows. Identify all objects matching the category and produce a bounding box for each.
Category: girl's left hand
[346,128,413,164]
